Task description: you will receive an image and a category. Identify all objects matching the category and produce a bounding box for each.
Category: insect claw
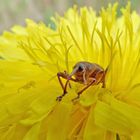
[56,90,67,101]
[71,95,80,103]
[56,96,63,101]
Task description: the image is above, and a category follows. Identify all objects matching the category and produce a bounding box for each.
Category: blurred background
[0,0,139,33]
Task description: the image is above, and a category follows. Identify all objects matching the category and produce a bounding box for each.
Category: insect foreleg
[57,72,66,91]
[56,72,77,101]
[56,79,70,101]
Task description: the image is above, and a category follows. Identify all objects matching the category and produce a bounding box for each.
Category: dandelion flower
[0,3,140,140]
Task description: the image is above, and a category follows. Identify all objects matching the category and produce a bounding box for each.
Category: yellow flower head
[0,3,140,140]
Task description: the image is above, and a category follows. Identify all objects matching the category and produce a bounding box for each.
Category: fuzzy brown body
[56,61,107,101]
[73,61,105,85]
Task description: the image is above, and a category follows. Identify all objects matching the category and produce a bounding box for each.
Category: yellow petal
[132,131,140,140]
[20,88,58,126]
[94,100,134,135]
[110,95,140,129]
[46,102,72,140]
[0,60,49,94]
[80,85,101,106]
[23,122,41,140]
[68,104,88,140]
[83,105,106,140]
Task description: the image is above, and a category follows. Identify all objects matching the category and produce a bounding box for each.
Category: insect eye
[78,66,83,71]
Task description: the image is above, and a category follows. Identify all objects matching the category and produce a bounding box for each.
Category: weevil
[56,61,107,101]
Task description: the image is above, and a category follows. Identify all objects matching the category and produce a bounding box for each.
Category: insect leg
[56,72,68,101]
[56,72,77,101]
[56,79,70,101]
[58,76,78,101]
[99,68,108,88]
[96,71,106,88]
[72,78,96,102]
[57,72,66,91]
[102,77,106,88]
[64,71,71,88]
